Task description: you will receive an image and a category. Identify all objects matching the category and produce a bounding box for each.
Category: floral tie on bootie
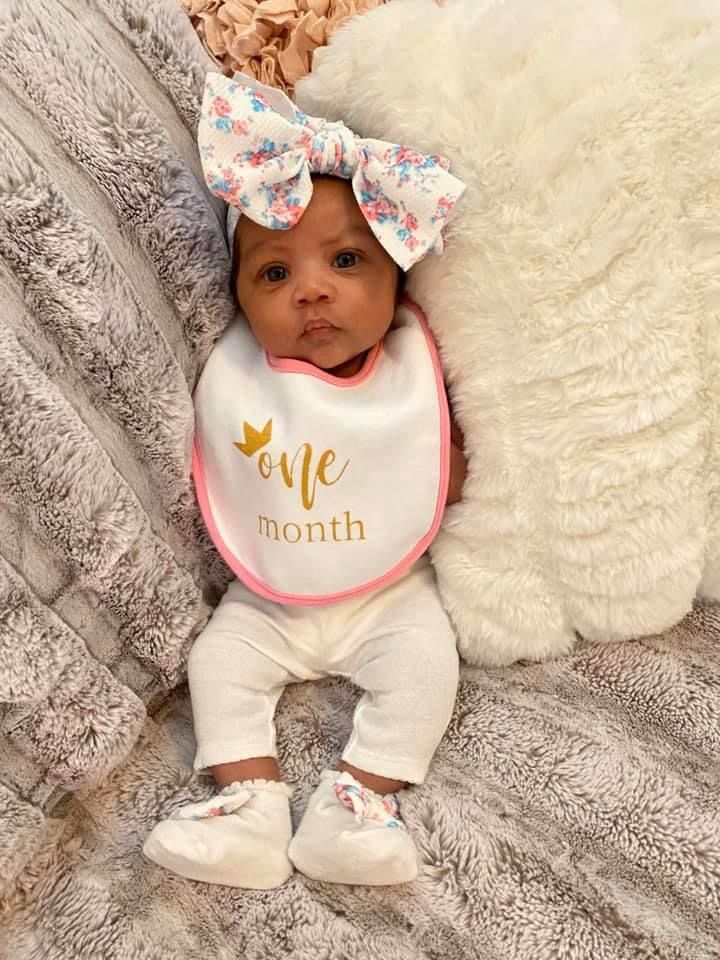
[332,772,405,829]
[170,782,253,821]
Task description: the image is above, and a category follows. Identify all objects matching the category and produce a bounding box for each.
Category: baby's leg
[144,580,316,888]
[289,559,459,885]
[340,564,459,788]
[187,581,300,779]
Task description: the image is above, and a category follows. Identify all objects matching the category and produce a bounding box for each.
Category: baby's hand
[447,418,467,505]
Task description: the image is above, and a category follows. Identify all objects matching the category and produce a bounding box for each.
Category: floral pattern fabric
[198,72,465,270]
[170,783,253,820]
[333,771,405,829]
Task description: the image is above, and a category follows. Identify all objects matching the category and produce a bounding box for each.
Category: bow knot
[199,73,465,271]
[305,120,360,178]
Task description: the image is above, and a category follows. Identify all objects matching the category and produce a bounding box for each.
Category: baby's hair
[230,226,241,299]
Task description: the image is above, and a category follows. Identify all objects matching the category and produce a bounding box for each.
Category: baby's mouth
[302,318,338,340]
[303,317,334,332]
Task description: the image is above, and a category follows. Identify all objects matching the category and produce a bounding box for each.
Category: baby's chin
[323,349,369,379]
[297,338,366,376]
[295,343,367,378]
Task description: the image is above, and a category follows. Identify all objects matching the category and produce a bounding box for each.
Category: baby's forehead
[237,206,373,259]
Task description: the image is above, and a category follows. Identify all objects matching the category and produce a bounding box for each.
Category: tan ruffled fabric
[181,0,389,95]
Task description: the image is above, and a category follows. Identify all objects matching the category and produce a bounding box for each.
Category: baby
[144,73,467,889]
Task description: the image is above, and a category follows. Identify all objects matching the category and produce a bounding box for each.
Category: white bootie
[288,770,418,885]
[143,779,294,889]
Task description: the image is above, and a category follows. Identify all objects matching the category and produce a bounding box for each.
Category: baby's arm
[447,415,467,504]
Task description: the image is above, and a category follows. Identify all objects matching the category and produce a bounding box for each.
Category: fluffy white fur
[296,0,720,665]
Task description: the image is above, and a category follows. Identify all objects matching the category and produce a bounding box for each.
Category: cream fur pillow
[296,0,720,665]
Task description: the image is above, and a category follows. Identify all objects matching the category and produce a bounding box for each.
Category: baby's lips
[303,318,334,334]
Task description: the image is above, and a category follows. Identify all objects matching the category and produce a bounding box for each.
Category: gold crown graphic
[234,418,273,457]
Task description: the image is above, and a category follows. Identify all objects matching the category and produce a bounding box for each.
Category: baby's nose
[293,272,336,305]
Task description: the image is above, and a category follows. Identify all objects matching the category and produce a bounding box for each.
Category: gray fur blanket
[0,0,719,957]
[0,0,234,885]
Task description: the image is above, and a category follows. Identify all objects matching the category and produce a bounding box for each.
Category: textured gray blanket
[0,0,719,957]
[0,0,234,886]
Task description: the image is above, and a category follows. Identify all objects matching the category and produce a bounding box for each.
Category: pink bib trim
[266,340,383,387]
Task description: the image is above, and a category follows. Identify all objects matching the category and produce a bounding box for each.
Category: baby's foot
[288,770,418,885]
[143,779,293,889]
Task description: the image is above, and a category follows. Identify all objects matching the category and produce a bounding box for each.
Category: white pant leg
[332,559,459,784]
[187,579,323,771]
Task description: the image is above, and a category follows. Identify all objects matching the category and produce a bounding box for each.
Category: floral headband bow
[198,72,465,271]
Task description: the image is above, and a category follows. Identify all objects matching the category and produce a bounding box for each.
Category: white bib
[192,299,449,605]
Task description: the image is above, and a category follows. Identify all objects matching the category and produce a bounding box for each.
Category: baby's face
[233,178,399,378]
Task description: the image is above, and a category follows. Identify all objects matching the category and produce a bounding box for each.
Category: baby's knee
[409,627,459,696]
[187,631,219,688]
[187,621,246,686]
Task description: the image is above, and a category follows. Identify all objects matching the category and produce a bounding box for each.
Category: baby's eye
[334,251,359,269]
[263,265,288,282]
